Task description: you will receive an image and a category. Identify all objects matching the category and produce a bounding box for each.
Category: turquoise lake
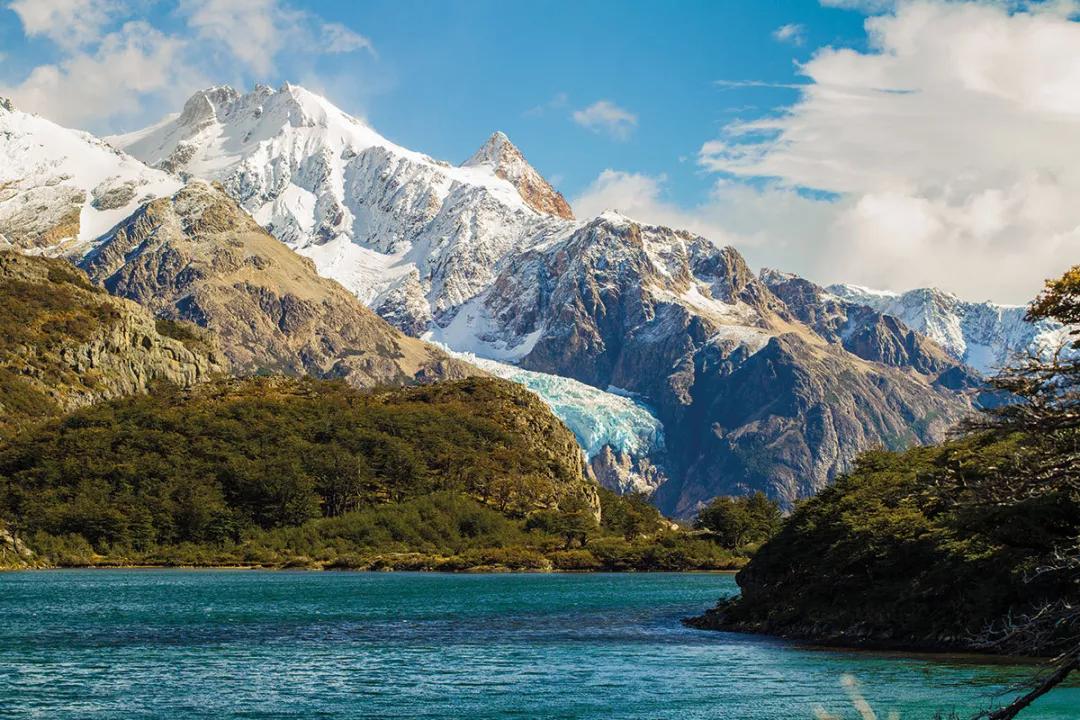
[0,570,1075,719]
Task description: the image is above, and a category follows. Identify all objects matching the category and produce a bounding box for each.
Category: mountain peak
[0,97,13,112]
[467,131,514,163]
[177,86,240,128]
[463,131,573,220]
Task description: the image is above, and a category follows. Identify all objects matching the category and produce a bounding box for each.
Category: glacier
[443,350,665,460]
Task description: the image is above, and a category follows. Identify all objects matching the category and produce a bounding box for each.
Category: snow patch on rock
[828,283,1073,375]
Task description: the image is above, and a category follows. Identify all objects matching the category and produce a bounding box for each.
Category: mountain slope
[0,99,180,256]
[463,213,975,512]
[828,282,1072,375]
[0,251,225,438]
[81,181,474,387]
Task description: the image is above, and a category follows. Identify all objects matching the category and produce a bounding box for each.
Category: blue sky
[318,1,869,205]
[2,1,1079,303]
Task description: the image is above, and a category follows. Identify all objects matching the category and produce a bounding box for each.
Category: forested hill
[0,376,740,571]
[0,376,591,550]
[689,433,1078,655]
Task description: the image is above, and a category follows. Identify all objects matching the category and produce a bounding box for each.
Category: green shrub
[548,549,601,571]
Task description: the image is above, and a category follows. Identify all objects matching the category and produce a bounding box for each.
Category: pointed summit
[177,86,240,128]
[464,131,573,219]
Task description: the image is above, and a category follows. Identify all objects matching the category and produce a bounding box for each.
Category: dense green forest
[0,376,742,571]
[690,433,1077,653]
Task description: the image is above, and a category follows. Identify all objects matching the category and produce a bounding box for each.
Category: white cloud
[180,0,374,75]
[3,0,373,130]
[182,0,289,76]
[6,0,121,49]
[321,22,373,54]
[572,100,638,141]
[819,0,897,12]
[772,23,806,45]
[694,0,1080,303]
[1,20,204,129]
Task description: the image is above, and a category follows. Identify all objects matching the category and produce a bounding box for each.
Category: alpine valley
[0,84,1069,516]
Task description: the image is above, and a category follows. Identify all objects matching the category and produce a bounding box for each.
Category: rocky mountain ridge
[463,131,574,219]
[826,282,1073,375]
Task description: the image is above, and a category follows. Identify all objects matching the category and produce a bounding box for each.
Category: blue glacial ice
[450,353,665,459]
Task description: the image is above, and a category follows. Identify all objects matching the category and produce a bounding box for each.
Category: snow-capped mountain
[827,283,1073,375]
[108,83,555,329]
[0,97,180,256]
[107,84,991,513]
[462,131,574,220]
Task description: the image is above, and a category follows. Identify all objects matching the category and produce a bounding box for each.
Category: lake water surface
[0,570,1075,719]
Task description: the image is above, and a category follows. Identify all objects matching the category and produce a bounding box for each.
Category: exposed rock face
[762,269,961,376]
[90,177,138,210]
[0,179,85,252]
[471,215,976,514]
[0,251,226,437]
[81,182,474,388]
[589,445,666,496]
[374,269,433,336]
[463,131,573,219]
[656,333,969,511]
[0,521,37,569]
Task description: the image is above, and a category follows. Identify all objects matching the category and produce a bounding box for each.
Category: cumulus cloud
[572,100,638,141]
[2,0,373,130]
[692,0,1080,303]
[181,0,291,76]
[180,0,374,76]
[6,0,120,49]
[772,23,806,45]
[1,20,203,129]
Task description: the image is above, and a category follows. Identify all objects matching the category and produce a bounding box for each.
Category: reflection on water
[0,570,1074,719]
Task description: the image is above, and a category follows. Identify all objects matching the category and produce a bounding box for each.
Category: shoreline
[3,563,742,574]
[683,609,1058,662]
